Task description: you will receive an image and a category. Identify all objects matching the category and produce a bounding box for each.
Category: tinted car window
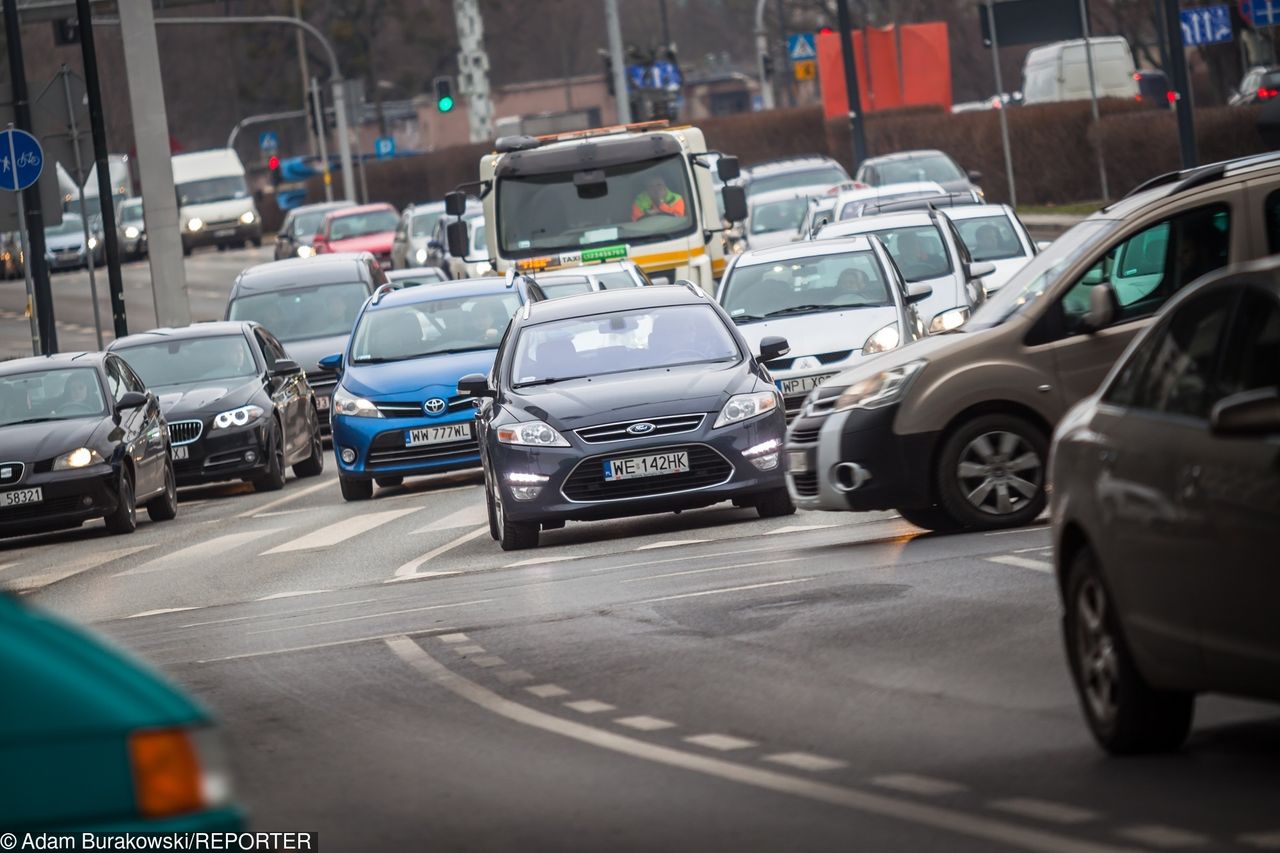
[748,166,847,196]
[1131,288,1235,419]
[596,271,641,289]
[868,224,953,282]
[350,293,521,363]
[751,198,810,235]
[227,282,370,343]
[412,211,443,237]
[118,335,259,386]
[0,368,107,425]
[537,277,594,300]
[328,209,399,240]
[953,214,1025,261]
[875,155,964,185]
[721,250,891,320]
[1216,288,1280,399]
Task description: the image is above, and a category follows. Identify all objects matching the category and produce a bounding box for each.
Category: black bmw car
[461,285,793,550]
[109,322,324,490]
[0,352,177,539]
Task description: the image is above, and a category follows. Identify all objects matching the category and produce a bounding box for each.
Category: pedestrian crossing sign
[787,33,817,62]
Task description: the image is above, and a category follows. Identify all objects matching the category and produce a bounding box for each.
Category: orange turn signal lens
[129,728,203,818]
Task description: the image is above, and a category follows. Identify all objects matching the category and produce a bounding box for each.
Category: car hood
[180,197,253,223]
[154,378,260,417]
[734,307,898,356]
[977,256,1031,292]
[341,350,498,398]
[1,417,109,462]
[512,361,751,429]
[329,231,395,253]
[286,335,354,374]
[939,179,977,195]
[747,229,799,250]
[45,232,86,251]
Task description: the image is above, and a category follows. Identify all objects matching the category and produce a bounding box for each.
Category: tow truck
[443,121,746,290]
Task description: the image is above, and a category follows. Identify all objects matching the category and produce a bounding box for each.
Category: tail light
[129,727,233,818]
[1259,87,1280,100]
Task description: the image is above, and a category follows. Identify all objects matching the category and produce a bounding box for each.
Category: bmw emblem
[423,398,448,416]
[627,422,656,435]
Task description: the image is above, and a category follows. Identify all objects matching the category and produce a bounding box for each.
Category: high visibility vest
[632,190,686,221]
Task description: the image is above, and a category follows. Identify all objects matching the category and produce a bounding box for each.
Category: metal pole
[77,0,127,340]
[753,0,775,110]
[1160,0,1198,168]
[1078,0,1110,202]
[986,0,1018,208]
[658,0,671,48]
[293,0,318,157]
[330,81,357,204]
[311,78,334,202]
[356,146,369,204]
[8,124,39,356]
[835,0,868,169]
[62,69,103,350]
[227,109,310,151]
[604,0,632,123]
[4,0,56,354]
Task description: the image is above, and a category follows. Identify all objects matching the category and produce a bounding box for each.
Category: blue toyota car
[323,277,543,500]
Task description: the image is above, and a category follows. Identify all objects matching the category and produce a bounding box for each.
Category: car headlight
[129,726,234,819]
[240,210,256,225]
[496,420,569,447]
[832,360,925,412]
[186,217,204,232]
[87,236,99,250]
[713,390,778,428]
[52,447,104,470]
[212,404,265,429]
[863,323,901,354]
[415,247,428,264]
[332,388,383,418]
[928,307,970,334]
[296,244,315,258]
[124,226,140,239]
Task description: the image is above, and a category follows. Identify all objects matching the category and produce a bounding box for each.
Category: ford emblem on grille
[423,398,448,416]
[627,422,656,435]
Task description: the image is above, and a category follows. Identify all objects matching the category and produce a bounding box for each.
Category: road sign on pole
[374,136,395,159]
[787,32,816,63]
[1245,0,1280,27]
[0,127,44,191]
[259,130,279,152]
[794,60,816,81]
[1180,5,1233,45]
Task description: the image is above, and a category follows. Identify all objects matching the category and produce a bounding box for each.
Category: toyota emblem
[423,398,448,416]
[627,422,656,435]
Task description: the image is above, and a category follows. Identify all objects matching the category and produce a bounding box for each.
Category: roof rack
[371,283,395,304]
[1121,151,1280,206]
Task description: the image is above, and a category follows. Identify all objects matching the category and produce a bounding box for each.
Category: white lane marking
[984,525,1051,536]
[453,644,486,655]
[253,508,313,518]
[990,799,1098,825]
[127,606,199,618]
[615,715,676,731]
[236,478,333,518]
[635,578,814,605]
[262,507,419,554]
[764,753,848,772]
[684,733,757,751]
[590,544,766,573]
[390,526,489,581]
[255,589,331,601]
[1240,831,1280,849]
[196,627,458,663]
[986,555,1053,573]
[496,669,534,684]
[636,539,710,550]
[115,529,285,577]
[526,684,570,698]
[438,632,470,643]
[389,637,1126,853]
[505,555,586,568]
[1116,825,1208,848]
[0,561,20,573]
[564,699,616,714]
[765,524,837,536]
[7,544,155,590]
[871,774,967,796]
[177,597,383,628]
[412,503,487,533]
[1013,545,1053,554]
[245,599,493,634]
[622,556,806,584]
[472,655,507,668]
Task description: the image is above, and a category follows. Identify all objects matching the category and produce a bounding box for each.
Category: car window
[0,368,108,425]
[412,211,442,237]
[1265,190,1280,254]
[952,214,1026,261]
[1216,287,1280,400]
[719,249,893,322]
[119,360,148,394]
[537,277,594,300]
[328,209,399,240]
[867,223,953,282]
[596,271,641,289]
[747,166,847,196]
[117,335,260,386]
[227,281,371,343]
[875,155,964,185]
[1130,288,1235,419]
[1058,204,1230,335]
[349,293,521,363]
[254,329,280,370]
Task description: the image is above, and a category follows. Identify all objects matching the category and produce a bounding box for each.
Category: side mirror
[271,358,303,376]
[457,372,494,398]
[721,185,748,224]
[427,240,443,251]
[651,275,672,286]
[446,220,469,259]
[1036,240,1052,252]
[906,282,934,304]
[758,335,790,362]
[1081,284,1118,333]
[444,191,468,217]
[716,155,741,181]
[967,170,983,184]
[117,391,148,410]
[966,261,996,280]
[318,353,343,372]
[1210,387,1280,436]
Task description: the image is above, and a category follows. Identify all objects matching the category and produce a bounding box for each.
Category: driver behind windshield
[834,268,889,306]
[632,175,686,221]
[58,372,102,415]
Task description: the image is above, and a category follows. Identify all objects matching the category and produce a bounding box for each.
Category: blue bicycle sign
[0,128,44,193]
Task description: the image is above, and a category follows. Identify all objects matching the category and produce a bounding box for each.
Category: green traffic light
[438,96,455,113]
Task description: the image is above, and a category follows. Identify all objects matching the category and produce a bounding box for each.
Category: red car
[312,203,400,267]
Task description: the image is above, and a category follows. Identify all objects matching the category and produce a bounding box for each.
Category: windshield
[597,270,642,288]
[0,368,107,425]
[116,335,258,387]
[177,175,248,206]
[512,304,740,386]
[469,221,489,257]
[750,198,810,235]
[227,281,370,343]
[389,270,447,289]
[412,210,444,237]
[328,209,399,240]
[867,223,953,282]
[65,197,103,219]
[497,154,694,255]
[876,155,964,185]
[748,166,847,196]
[293,209,340,238]
[952,214,1026,262]
[537,277,594,300]
[44,216,84,238]
[721,251,892,321]
[839,189,942,220]
[967,219,1115,330]
[119,203,143,223]
[350,293,520,363]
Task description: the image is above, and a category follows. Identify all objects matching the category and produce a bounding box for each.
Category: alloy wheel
[1075,575,1120,727]
[955,430,1042,516]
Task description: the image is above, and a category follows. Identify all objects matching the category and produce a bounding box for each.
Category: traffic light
[433,76,456,113]
[761,53,774,80]
[52,18,79,45]
[268,155,282,186]
[600,49,615,96]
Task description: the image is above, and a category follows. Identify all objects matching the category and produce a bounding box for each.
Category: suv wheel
[936,413,1047,530]
[146,460,179,522]
[1064,546,1194,754]
[104,469,137,535]
[252,421,287,492]
[292,418,325,478]
[492,486,538,551]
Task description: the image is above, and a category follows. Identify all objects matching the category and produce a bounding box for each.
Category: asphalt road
[4,245,1280,851]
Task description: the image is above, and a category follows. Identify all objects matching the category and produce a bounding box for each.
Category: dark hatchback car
[0,353,176,539]
[462,285,794,550]
[274,200,355,260]
[110,323,324,490]
[1051,260,1280,754]
[225,252,384,435]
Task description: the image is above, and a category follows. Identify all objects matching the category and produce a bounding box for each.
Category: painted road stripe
[127,606,199,619]
[495,669,534,684]
[636,539,710,550]
[413,503,487,533]
[505,555,586,568]
[177,597,384,629]
[764,753,848,772]
[684,733,757,751]
[564,699,616,714]
[7,544,155,590]
[984,525,1051,536]
[390,526,489,581]
[1116,825,1208,848]
[990,798,1098,825]
[615,715,676,732]
[871,774,967,796]
[635,578,814,605]
[116,530,285,577]
[438,632,470,643]
[245,599,493,635]
[622,556,806,584]
[236,478,334,518]
[472,655,507,668]
[454,644,486,655]
[765,524,838,536]
[255,589,331,601]
[195,626,459,664]
[262,507,419,554]
[252,508,313,518]
[986,555,1053,573]
[526,684,570,698]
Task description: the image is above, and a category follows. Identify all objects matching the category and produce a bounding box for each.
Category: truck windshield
[497,154,694,255]
[177,176,249,206]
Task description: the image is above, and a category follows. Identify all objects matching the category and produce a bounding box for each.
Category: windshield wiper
[763,304,837,318]
[2,417,54,427]
[729,313,767,323]
[514,376,580,388]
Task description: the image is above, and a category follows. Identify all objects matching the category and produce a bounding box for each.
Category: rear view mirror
[318,353,343,372]
[906,282,933,304]
[967,170,983,184]
[967,261,996,280]
[721,185,748,224]
[444,191,468,217]
[1036,240,1052,252]
[457,373,494,398]
[716,155,741,181]
[758,335,790,362]
[271,358,302,376]
[446,220,469,259]
[1210,387,1280,436]
[1081,284,1118,333]
[116,391,148,411]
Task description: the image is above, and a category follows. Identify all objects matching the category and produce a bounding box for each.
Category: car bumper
[785,404,938,512]
[46,252,88,270]
[172,421,271,485]
[332,413,482,480]
[182,222,261,249]
[0,464,121,536]
[490,413,788,524]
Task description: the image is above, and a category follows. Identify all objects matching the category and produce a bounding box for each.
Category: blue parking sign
[375,137,396,159]
[0,128,44,192]
[1180,5,1232,45]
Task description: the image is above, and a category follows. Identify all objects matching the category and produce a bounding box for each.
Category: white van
[170,149,261,255]
[1021,37,1139,105]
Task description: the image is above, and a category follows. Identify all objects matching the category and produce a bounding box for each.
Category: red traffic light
[268,155,281,170]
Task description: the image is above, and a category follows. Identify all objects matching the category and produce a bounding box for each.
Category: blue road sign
[374,137,396,159]
[259,131,279,152]
[1180,5,1233,45]
[1247,0,1280,26]
[276,189,308,211]
[787,33,817,62]
[0,128,44,192]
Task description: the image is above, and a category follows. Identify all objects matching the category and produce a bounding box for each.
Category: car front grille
[0,462,25,486]
[766,349,853,372]
[790,471,819,497]
[374,396,477,418]
[365,428,479,468]
[788,419,823,445]
[0,495,83,522]
[306,369,339,428]
[575,413,705,444]
[561,443,733,503]
[167,420,204,446]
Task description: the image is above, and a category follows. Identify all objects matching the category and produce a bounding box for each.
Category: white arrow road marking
[262,507,420,554]
[390,525,489,581]
[116,529,285,577]
[6,544,156,591]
